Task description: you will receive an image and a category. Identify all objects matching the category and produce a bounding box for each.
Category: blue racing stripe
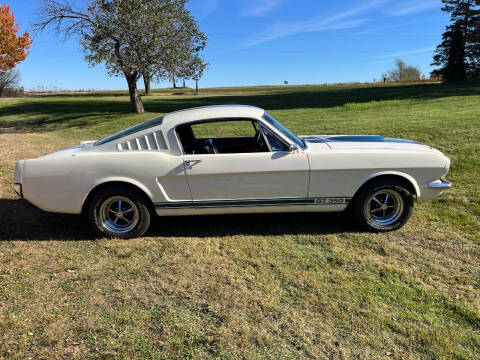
[154,197,351,209]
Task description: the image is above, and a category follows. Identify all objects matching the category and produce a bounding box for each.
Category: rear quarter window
[95,116,164,146]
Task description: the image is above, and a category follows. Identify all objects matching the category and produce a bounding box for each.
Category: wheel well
[351,175,417,204]
[82,181,155,215]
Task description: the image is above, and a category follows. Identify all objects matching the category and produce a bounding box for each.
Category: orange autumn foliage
[0,4,32,71]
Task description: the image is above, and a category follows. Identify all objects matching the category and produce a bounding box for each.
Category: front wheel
[352,179,414,232]
[89,186,151,239]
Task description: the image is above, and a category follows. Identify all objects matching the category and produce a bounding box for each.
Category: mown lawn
[0,82,479,359]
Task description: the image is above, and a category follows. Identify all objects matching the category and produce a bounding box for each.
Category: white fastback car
[13,105,451,238]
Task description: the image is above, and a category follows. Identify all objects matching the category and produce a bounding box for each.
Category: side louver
[117,131,168,151]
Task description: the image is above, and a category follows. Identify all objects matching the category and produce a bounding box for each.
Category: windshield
[263,113,305,148]
[95,116,164,146]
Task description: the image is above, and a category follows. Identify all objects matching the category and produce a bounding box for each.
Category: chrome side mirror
[288,144,300,153]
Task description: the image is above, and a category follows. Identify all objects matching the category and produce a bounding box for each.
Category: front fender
[358,171,421,197]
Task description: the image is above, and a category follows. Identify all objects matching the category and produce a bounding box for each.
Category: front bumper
[417,179,452,202]
[427,180,452,190]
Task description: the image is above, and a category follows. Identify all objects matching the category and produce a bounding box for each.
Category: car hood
[302,135,435,151]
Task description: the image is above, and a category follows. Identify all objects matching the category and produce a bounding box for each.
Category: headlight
[13,183,22,197]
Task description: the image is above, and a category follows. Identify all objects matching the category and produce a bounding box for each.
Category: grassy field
[0,82,479,359]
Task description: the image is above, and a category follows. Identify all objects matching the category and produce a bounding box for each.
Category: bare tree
[0,69,20,97]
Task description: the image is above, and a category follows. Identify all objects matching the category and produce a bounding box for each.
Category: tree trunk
[182,79,186,88]
[172,74,177,89]
[195,79,199,95]
[126,73,144,114]
[143,74,151,95]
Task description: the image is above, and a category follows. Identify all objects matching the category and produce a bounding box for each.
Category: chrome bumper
[427,180,452,190]
[13,160,24,197]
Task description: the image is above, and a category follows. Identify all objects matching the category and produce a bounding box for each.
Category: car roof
[163,105,265,126]
[92,105,267,154]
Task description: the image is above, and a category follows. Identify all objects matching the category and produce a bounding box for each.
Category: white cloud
[244,19,369,47]
[355,25,395,36]
[326,0,387,22]
[242,0,284,17]
[243,0,387,47]
[388,0,440,16]
[195,0,221,18]
[353,19,425,36]
[378,46,435,59]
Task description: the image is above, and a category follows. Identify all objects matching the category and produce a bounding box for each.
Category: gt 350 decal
[313,197,351,205]
[154,197,351,209]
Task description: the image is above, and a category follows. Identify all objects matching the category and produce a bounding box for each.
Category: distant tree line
[432,0,480,81]
[34,0,208,113]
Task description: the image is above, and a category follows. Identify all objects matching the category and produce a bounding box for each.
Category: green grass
[0,82,479,359]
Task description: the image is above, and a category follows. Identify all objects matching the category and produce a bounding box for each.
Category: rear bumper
[427,180,452,190]
[13,160,25,198]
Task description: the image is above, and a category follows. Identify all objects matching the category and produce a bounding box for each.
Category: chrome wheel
[99,196,139,234]
[364,189,404,227]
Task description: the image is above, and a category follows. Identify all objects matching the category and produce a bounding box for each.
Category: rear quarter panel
[22,152,190,214]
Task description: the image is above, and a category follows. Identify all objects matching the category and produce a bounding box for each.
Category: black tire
[352,179,414,232]
[89,186,151,239]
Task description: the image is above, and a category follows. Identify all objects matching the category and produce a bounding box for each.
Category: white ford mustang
[13,105,451,238]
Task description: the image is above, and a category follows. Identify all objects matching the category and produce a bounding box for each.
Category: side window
[191,120,256,138]
[177,119,267,155]
[262,126,288,151]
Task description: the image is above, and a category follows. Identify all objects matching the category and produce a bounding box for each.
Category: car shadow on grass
[0,199,357,241]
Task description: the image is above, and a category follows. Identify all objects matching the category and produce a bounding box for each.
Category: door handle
[185,159,202,167]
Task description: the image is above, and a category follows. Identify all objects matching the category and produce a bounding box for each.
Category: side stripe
[154,197,351,209]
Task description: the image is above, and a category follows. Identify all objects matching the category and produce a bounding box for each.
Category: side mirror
[288,144,300,153]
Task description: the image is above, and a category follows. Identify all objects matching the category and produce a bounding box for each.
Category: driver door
[181,119,310,204]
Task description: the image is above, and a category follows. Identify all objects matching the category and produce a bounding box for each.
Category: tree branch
[33,0,92,41]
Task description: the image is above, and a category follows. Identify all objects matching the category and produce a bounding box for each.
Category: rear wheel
[89,186,151,239]
[353,179,414,232]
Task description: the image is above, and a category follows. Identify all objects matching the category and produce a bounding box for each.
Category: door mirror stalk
[288,144,300,153]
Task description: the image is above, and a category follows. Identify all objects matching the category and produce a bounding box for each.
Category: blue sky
[9,0,448,90]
